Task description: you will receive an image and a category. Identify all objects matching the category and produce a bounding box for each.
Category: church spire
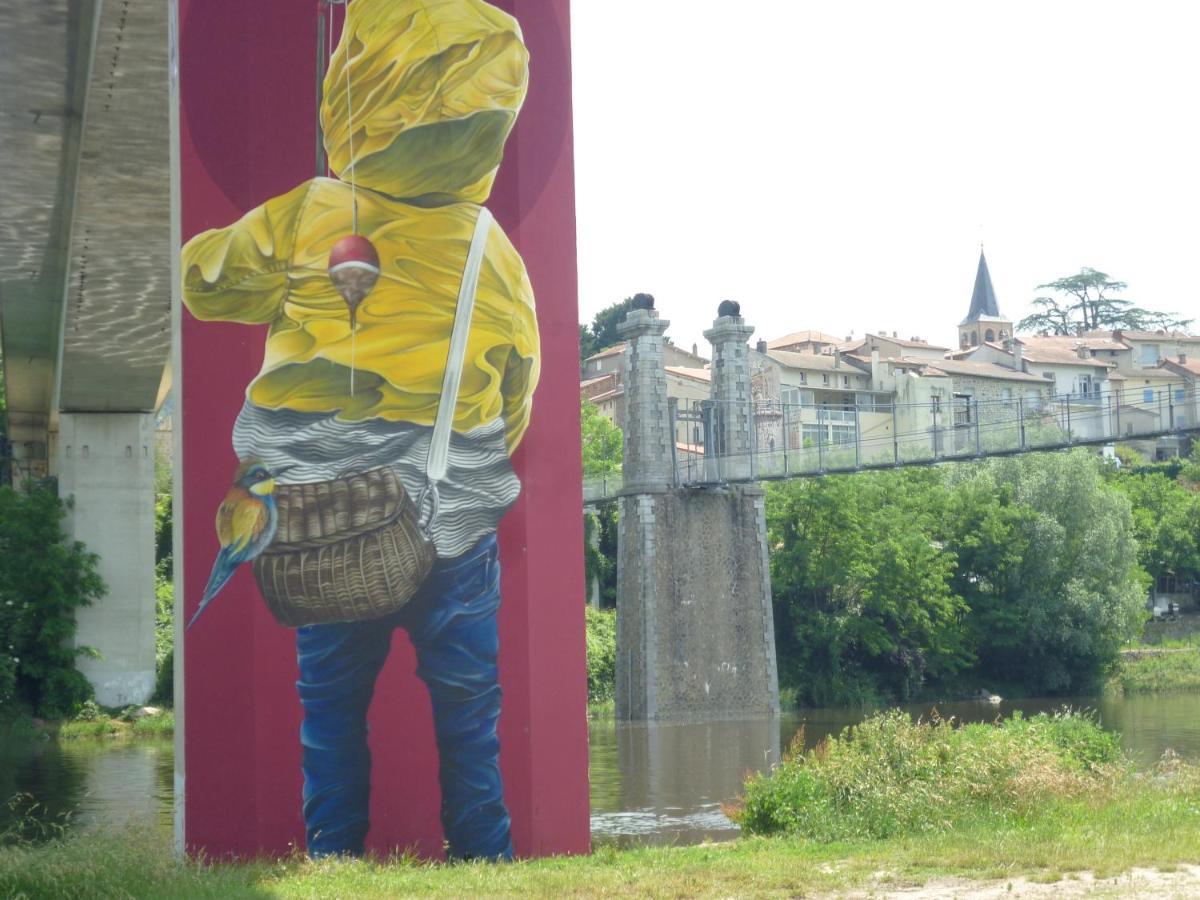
[961,248,1001,325]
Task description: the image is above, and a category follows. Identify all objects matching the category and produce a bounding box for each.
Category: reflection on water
[6,692,1200,847]
[590,717,779,847]
[0,738,173,839]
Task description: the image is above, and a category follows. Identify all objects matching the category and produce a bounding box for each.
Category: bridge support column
[57,413,157,707]
[704,308,756,481]
[616,304,673,492]
[615,301,779,721]
[616,486,780,720]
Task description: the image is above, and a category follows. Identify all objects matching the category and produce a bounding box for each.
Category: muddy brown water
[4,693,1200,846]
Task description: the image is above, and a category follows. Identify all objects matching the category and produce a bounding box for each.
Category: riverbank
[4,787,1200,899]
[7,709,1200,897]
[57,709,173,740]
[2,707,174,742]
[1110,645,1200,695]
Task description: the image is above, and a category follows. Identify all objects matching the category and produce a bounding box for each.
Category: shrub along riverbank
[56,707,173,741]
[5,709,1200,897]
[1109,646,1200,695]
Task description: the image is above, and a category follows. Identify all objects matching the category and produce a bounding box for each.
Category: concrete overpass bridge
[1,2,170,705]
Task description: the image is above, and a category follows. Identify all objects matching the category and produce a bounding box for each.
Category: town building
[581,253,1197,463]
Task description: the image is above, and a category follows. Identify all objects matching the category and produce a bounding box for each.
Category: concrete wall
[56,413,157,706]
[616,486,779,721]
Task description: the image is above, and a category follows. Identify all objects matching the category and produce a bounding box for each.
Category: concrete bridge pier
[615,301,779,721]
[56,413,157,707]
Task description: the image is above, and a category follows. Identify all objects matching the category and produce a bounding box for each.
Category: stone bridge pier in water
[615,301,780,721]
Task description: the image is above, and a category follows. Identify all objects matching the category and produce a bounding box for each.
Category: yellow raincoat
[181,0,538,451]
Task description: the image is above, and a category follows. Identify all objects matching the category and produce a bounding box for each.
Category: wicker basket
[252,467,435,627]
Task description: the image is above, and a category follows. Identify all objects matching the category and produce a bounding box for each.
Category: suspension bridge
[585,383,1200,504]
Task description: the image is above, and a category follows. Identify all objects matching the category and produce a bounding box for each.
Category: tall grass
[57,710,174,741]
[732,709,1125,839]
[1110,648,1200,694]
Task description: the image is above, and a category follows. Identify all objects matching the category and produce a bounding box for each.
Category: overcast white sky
[571,1,1200,355]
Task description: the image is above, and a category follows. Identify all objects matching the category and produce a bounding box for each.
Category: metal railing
[582,382,1200,503]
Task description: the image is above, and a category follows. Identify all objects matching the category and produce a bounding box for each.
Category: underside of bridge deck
[1,1,171,705]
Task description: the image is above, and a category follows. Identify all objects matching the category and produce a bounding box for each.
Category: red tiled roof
[666,366,711,383]
[766,330,843,349]
[585,342,628,362]
[922,358,1052,384]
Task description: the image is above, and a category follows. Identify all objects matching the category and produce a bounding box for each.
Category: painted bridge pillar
[616,300,779,721]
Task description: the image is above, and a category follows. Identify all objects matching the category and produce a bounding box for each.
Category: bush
[0,482,106,719]
[153,648,173,707]
[733,708,1122,840]
[152,562,173,706]
[585,606,616,703]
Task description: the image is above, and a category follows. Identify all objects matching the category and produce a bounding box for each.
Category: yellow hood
[182,179,539,451]
[321,0,529,205]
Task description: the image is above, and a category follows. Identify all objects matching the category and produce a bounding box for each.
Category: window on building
[985,329,995,342]
[971,330,978,345]
[822,374,829,385]
[1143,388,1155,404]
[1140,344,1160,366]
[842,375,850,388]
[1001,388,1013,405]
[802,424,823,446]
[781,386,800,408]
[831,425,856,445]
[797,372,806,384]
[1175,388,1186,403]
[952,392,973,426]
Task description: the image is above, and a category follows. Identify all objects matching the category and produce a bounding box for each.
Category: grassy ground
[3,791,1200,899]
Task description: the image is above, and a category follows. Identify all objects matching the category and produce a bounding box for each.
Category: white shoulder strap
[426,207,494,485]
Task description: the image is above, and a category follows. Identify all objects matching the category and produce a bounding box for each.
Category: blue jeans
[295,533,512,860]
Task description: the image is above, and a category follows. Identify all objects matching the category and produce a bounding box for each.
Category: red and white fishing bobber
[328,234,380,330]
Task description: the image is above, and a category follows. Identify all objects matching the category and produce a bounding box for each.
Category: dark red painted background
[177,0,588,859]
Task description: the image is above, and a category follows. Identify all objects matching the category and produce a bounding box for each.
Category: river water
[4,692,1200,846]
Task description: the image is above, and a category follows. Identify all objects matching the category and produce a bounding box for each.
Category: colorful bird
[187,460,288,630]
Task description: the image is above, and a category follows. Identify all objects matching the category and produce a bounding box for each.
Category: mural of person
[180,0,538,861]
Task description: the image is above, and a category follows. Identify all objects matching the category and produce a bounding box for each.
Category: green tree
[766,451,1149,705]
[581,396,622,478]
[1107,466,1200,590]
[152,437,174,704]
[579,297,636,368]
[767,470,970,705]
[1019,268,1192,335]
[585,606,617,702]
[581,396,622,607]
[943,452,1147,693]
[0,344,8,486]
[0,482,106,717]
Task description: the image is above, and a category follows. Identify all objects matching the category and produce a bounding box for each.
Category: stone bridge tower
[615,299,780,721]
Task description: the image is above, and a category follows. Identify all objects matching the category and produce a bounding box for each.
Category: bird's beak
[272,465,296,477]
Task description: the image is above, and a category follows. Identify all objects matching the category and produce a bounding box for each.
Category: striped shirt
[232,402,520,558]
